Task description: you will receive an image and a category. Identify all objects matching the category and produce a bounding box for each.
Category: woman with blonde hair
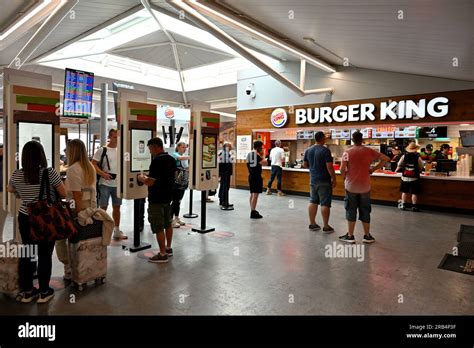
[56,139,97,280]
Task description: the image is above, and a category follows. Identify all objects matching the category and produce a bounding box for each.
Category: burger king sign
[165,107,175,119]
[270,108,288,128]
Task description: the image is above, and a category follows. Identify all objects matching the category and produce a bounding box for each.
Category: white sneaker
[172,218,180,228]
[113,229,128,240]
[177,217,186,226]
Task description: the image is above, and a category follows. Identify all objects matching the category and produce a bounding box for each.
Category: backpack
[174,157,189,190]
[96,147,110,200]
[402,153,420,178]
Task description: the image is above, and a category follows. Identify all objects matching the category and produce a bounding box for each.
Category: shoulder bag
[28,168,78,242]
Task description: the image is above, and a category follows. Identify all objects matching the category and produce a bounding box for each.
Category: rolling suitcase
[0,198,22,298]
[69,236,107,291]
[0,240,20,298]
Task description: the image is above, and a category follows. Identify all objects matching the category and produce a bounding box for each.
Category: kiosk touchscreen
[130,129,153,173]
[17,122,54,168]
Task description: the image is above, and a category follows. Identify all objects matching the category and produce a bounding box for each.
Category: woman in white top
[56,139,97,280]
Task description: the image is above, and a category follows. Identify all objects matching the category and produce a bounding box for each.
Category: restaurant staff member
[389,146,402,171]
[420,144,436,162]
[435,144,450,161]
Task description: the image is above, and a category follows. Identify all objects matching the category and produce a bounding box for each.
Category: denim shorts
[344,191,371,223]
[309,181,332,207]
[98,184,122,207]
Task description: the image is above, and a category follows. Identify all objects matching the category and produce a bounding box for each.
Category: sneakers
[37,288,55,304]
[309,224,321,231]
[322,226,335,234]
[250,210,263,219]
[148,253,169,263]
[412,206,420,212]
[172,218,181,228]
[266,188,272,195]
[166,248,173,256]
[113,229,128,240]
[177,217,186,226]
[277,191,286,196]
[338,233,356,244]
[363,234,376,244]
[17,288,40,303]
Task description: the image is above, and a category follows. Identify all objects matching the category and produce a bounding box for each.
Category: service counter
[235,164,474,212]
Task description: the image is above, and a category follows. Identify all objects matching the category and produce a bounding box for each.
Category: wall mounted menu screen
[331,129,350,139]
[372,127,395,138]
[130,129,152,172]
[418,126,447,138]
[395,126,417,138]
[63,68,94,118]
[18,122,54,168]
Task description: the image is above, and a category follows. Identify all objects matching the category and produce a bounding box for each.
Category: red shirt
[342,146,382,194]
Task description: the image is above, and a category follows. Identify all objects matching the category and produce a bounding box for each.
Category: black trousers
[171,189,186,217]
[219,173,231,205]
[18,213,55,293]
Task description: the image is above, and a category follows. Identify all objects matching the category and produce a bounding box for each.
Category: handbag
[69,219,103,244]
[27,168,78,242]
[174,160,189,190]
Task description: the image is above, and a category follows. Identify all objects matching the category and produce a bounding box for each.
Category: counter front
[235,164,474,212]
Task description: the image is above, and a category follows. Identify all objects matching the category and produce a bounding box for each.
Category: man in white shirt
[92,129,127,240]
[266,140,286,196]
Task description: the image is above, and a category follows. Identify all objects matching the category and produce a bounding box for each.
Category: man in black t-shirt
[246,140,267,219]
[138,137,177,263]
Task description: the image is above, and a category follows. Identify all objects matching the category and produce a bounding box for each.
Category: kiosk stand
[189,111,220,234]
[116,88,156,252]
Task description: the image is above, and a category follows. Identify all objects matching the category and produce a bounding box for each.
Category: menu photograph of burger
[202,135,217,169]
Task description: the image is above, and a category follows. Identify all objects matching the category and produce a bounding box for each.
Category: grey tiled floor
[1,189,473,315]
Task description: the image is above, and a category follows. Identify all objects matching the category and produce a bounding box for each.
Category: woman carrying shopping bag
[56,139,97,280]
[8,141,68,304]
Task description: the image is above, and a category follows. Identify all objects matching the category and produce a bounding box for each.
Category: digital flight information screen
[63,68,94,118]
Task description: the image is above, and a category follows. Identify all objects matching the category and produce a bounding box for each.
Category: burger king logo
[165,107,174,119]
[271,108,288,128]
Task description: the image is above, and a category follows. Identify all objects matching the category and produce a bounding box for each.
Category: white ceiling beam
[188,0,336,74]
[9,0,80,69]
[142,0,188,105]
[167,0,333,97]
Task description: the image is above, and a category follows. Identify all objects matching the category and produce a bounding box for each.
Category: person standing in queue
[397,142,424,212]
[266,140,286,196]
[171,142,190,228]
[57,139,97,280]
[339,131,390,244]
[246,140,267,219]
[138,137,176,263]
[8,141,66,303]
[92,129,126,240]
[218,142,234,210]
[303,131,336,233]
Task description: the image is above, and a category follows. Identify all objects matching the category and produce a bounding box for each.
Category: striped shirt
[9,168,62,215]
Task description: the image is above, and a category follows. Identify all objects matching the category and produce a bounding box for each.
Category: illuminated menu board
[63,68,94,118]
[331,129,350,139]
[297,130,314,140]
[350,128,372,139]
[395,126,417,138]
[372,127,395,138]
